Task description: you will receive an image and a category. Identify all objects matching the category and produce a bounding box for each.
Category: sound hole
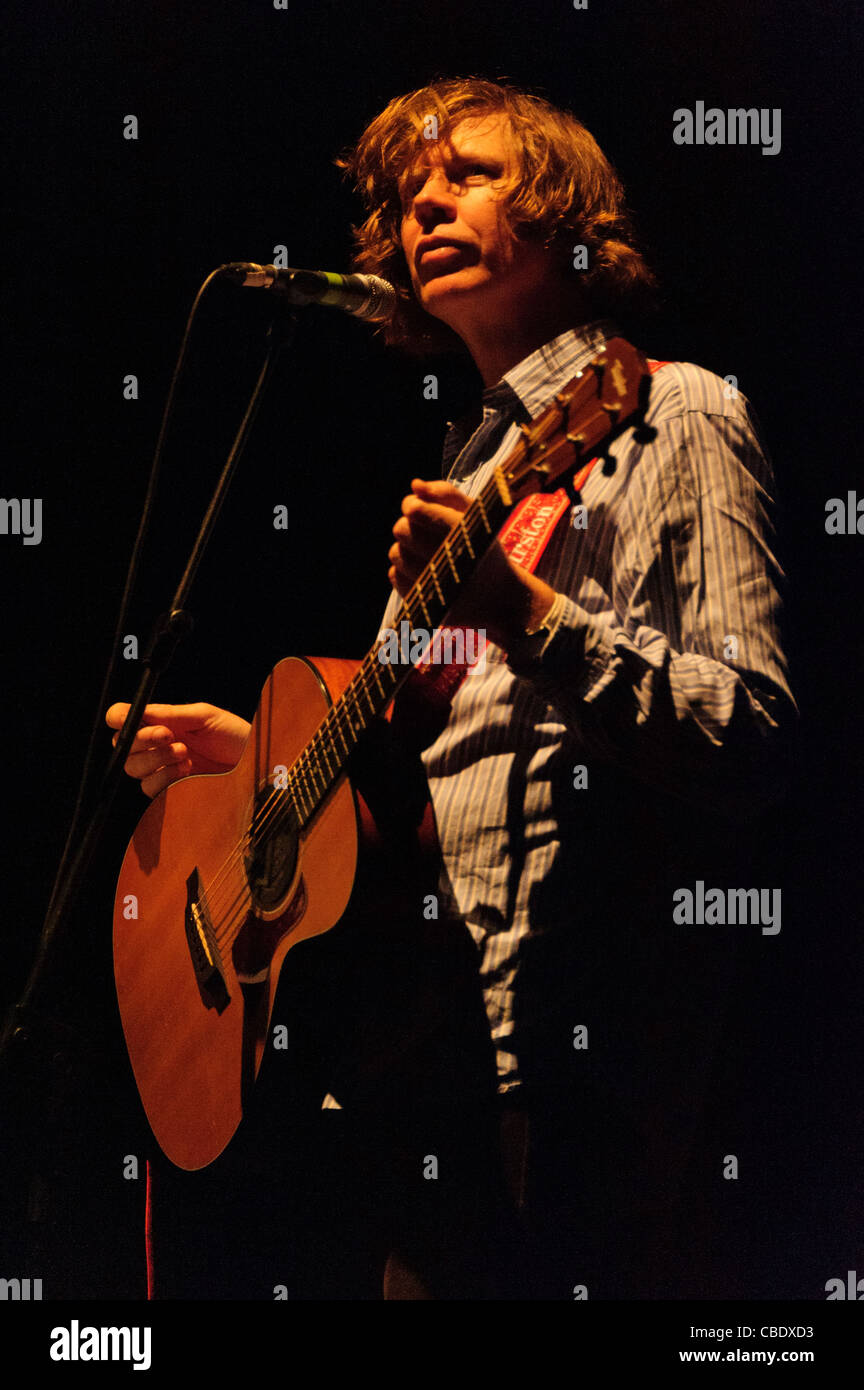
[244,786,299,911]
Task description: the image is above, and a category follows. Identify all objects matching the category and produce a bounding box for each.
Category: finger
[140,760,193,800]
[388,560,412,595]
[112,724,176,752]
[411,478,470,511]
[389,540,432,588]
[390,524,432,561]
[106,702,214,732]
[124,743,189,781]
[399,498,457,535]
[105,702,131,730]
[401,493,445,521]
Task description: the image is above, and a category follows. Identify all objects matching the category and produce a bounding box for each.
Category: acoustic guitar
[113,337,648,1169]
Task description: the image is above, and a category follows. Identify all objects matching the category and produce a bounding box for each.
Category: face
[399,113,560,338]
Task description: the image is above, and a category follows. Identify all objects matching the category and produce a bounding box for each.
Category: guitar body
[114,656,370,1171]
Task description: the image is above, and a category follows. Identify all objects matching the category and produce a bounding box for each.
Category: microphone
[218,263,396,322]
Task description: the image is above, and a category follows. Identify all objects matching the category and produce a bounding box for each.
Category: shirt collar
[443,319,618,472]
[497,318,619,420]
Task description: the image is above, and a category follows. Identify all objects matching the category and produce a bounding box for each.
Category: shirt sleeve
[508,380,798,818]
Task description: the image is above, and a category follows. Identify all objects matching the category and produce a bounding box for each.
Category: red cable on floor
[145,1159,155,1299]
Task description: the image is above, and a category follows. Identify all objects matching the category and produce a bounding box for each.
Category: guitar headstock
[500,337,649,501]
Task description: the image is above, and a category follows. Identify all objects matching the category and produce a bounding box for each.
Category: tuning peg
[632,422,658,445]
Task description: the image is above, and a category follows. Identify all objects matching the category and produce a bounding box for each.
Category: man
[107,79,796,1298]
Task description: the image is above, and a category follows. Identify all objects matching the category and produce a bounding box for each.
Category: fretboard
[284,460,517,830]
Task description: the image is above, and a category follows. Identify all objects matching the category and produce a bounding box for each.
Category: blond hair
[338,77,656,352]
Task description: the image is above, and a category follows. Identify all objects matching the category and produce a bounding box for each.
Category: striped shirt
[378,320,797,1093]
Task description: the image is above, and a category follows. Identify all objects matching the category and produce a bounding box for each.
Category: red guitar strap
[408,359,669,706]
[408,488,573,705]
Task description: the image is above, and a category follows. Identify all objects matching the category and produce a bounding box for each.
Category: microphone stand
[0,304,299,1070]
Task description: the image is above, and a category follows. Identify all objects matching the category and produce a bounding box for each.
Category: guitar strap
[408,359,669,708]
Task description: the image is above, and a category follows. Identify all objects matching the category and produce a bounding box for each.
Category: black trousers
[150,1082,739,1300]
[149,906,746,1299]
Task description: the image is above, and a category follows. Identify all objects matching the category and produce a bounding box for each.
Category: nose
[410,167,459,227]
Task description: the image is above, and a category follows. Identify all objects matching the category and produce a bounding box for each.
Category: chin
[417,271,492,317]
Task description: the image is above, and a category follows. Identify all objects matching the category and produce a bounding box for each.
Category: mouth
[415,238,476,279]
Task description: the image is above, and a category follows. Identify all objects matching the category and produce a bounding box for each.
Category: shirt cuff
[505,592,612,690]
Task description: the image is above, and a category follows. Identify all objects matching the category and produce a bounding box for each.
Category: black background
[1,0,861,1302]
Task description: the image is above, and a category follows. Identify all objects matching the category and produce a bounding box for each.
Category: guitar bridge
[184,868,230,1013]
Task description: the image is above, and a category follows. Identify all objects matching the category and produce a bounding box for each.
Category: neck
[454,293,591,386]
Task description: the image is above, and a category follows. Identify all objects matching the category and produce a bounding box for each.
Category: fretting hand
[388,478,556,647]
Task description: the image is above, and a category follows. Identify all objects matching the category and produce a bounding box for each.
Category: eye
[400,171,428,205]
[458,162,493,179]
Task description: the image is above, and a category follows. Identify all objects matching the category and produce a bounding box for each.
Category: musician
[106,79,796,1298]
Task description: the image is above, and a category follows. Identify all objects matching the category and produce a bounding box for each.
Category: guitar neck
[279,336,648,834]
[287,463,516,830]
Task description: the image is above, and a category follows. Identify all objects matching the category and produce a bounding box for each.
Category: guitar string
[203,504,496,948]
[156,367,637,995]
[203,648,404,945]
[189,371,607,950]
[202,439,604,953]
[202,415,596,950]
[204,444,599,954]
[210,419,583,882]
[201,479,507,949]
[201,424,593,949]
[202,659,423,947]
[205,368,594,908]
